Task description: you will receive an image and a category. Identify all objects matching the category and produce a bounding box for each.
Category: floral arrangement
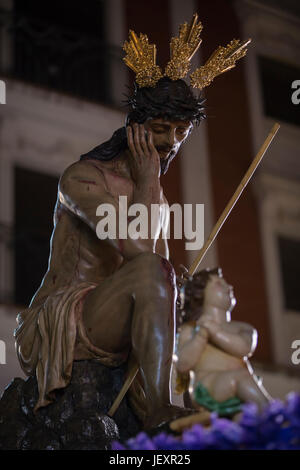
[112,393,300,450]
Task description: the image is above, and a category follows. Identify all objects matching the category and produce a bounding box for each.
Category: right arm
[199,318,257,358]
[176,323,208,373]
[59,124,162,260]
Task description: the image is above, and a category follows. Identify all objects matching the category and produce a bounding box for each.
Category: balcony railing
[0,8,124,106]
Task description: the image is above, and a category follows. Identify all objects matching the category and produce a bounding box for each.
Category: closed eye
[152,126,168,133]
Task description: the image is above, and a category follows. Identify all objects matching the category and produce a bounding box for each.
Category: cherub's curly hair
[80,78,205,168]
[176,267,222,327]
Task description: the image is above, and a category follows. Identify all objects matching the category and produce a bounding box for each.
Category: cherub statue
[174,268,271,426]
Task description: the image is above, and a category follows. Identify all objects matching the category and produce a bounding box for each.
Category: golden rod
[188,122,280,276]
[107,362,139,417]
[187,13,198,43]
[226,38,251,58]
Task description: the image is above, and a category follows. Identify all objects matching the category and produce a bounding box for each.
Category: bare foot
[143,405,197,430]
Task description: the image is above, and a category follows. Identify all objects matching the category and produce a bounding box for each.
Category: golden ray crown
[123,13,251,89]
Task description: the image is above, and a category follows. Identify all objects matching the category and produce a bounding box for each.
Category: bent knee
[133,251,164,266]
[132,252,176,285]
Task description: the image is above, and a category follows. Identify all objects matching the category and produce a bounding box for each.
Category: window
[13,0,114,104]
[278,236,300,312]
[14,167,58,306]
[258,56,300,127]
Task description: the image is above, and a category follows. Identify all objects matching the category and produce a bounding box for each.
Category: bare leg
[82,252,193,428]
[236,373,271,409]
[204,369,271,409]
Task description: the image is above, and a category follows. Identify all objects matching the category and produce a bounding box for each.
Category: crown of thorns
[123,13,251,89]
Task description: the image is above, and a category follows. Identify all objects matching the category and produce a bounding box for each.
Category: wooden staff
[107,122,280,418]
[188,122,280,275]
[107,362,139,417]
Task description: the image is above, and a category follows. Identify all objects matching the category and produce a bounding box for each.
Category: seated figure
[175,268,271,420]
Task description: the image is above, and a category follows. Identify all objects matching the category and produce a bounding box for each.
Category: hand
[198,318,221,337]
[126,123,161,185]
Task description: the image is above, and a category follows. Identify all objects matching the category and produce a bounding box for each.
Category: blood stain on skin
[160,258,176,328]
[160,258,175,286]
[52,275,57,285]
[78,180,97,185]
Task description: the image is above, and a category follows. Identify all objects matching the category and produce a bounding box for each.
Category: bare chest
[195,344,245,372]
[90,160,168,233]
[99,165,134,203]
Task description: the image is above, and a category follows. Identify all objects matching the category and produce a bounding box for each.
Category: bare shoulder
[58,159,112,208]
[226,321,256,333]
[60,159,106,183]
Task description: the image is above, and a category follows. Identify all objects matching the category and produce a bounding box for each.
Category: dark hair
[126,77,205,126]
[176,267,222,327]
[80,78,206,163]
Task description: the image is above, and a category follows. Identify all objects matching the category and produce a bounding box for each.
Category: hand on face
[126,123,161,185]
[127,118,193,177]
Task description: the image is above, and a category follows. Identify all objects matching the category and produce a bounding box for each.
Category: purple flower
[181,425,209,450]
[153,432,186,450]
[239,403,260,428]
[286,392,300,427]
[111,393,300,450]
[210,415,245,447]
[257,399,287,445]
[111,441,127,450]
[261,399,286,421]
[127,432,157,450]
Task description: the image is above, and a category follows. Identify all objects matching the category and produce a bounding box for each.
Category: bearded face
[143,117,193,175]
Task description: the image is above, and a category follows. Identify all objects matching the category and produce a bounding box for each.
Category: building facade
[0,0,299,398]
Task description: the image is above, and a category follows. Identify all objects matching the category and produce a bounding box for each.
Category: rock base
[0,360,142,450]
